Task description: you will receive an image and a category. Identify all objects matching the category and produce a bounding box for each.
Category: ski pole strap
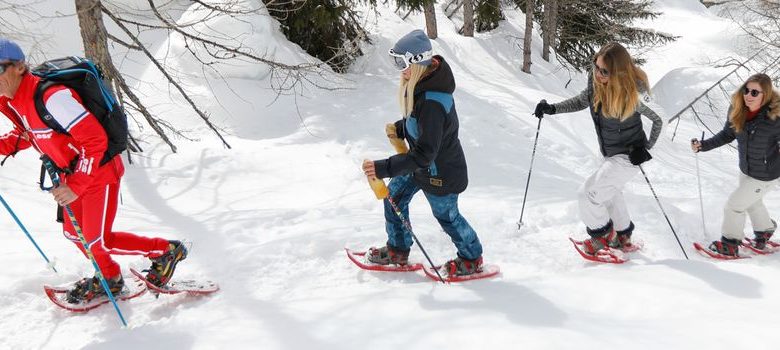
[39,154,78,190]
[40,155,60,190]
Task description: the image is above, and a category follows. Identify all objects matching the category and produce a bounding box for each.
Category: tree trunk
[463,0,474,37]
[542,0,557,61]
[522,0,533,73]
[424,1,438,39]
[74,0,115,85]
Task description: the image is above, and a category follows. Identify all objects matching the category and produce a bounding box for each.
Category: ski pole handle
[691,131,705,144]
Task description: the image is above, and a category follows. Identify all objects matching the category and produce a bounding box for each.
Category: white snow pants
[721,173,777,240]
[578,155,638,232]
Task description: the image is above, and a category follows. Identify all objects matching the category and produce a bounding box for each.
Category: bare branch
[103,4,231,149]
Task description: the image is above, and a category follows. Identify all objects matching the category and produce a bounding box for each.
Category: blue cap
[392,30,432,66]
[0,39,24,62]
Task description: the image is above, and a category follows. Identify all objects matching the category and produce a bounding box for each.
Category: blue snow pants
[384,174,483,260]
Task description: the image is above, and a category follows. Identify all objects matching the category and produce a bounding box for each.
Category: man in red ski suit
[0,39,186,303]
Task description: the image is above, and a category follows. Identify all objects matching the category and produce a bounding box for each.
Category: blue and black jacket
[374,56,468,195]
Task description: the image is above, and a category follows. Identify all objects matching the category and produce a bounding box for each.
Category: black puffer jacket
[374,56,468,195]
[551,76,663,157]
[701,92,780,181]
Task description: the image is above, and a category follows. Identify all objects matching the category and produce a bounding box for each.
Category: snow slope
[1,1,779,349]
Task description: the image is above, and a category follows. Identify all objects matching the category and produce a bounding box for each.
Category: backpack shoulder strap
[32,80,68,134]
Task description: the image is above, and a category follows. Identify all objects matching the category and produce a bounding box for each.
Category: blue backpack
[32,56,128,166]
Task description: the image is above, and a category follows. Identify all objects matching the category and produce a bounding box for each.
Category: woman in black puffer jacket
[693,73,780,257]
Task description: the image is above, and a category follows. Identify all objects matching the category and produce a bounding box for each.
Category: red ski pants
[61,182,170,279]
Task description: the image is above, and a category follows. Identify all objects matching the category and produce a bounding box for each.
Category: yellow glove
[385,123,409,154]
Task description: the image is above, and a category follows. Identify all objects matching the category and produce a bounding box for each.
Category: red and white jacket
[0,72,123,196]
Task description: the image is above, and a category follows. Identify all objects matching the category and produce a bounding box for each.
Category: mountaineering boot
[708,236,740,257]
[145,240,188,287]
[444,256,483,276]
[66,274,124,304]
[366,245,410,266]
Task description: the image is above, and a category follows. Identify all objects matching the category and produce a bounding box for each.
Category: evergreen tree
[551,0,677,71]
[264,0,370,73]
[475,0,503,32]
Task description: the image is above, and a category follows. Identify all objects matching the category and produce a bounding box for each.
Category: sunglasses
[0,61,16,75]
[388,48,433,71]
[592,62,610,77]
[743,87,763,97]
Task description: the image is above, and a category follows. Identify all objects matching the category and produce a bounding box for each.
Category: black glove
[628,146,652,166]
[534,100,555,119]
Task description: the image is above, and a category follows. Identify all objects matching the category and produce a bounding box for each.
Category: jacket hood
[414,55,455,96]
[766,90,780,120]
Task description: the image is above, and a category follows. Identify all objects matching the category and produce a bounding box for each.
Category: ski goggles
[388,48,433,71]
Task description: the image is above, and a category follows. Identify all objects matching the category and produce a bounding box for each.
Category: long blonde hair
[398,63,435,117]
[592,43,650,121]
[729,73,775,133]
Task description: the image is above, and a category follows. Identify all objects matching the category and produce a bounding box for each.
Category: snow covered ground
[1,1,779,349]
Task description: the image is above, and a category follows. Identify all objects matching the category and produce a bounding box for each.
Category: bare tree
[722,0,780,50]
[424,1,438,39]
[542,0,557,61]
[64,0,348,153]
[463,0,474,37]
[0,0,48,59]
[75,0,171,152]
[522,0,533,73]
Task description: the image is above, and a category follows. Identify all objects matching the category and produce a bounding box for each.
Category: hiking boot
[617,234,633,249]
[367,245,410,266]
[582,236,610,255]
[752,221,776,250]
[609,222,635,249]
[708,237,740,257]
[752,231,773,250]
[444,256,483,276]
[66,274,124,304]
[145,240,188,287]
[605,230,621,249]
[584,221,614,254]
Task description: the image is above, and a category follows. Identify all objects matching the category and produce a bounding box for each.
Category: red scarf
[746,108,760,122]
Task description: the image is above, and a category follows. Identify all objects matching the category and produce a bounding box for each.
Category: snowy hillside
[1,1,780,349]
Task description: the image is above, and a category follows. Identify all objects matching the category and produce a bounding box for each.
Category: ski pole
[41,157,128,326]
[368,176,446,284]
[517,115,542,229]
[694,131,706,239]
[638,165,689,259]
[0,193,57,272]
